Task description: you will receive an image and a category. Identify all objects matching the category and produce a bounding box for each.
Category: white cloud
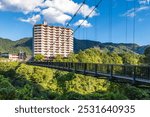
[139,0,150,5]
[80,4,98,17]
[41,0,97,25]
[0,0,44,14]
[42,0,97,17]
[74,20,92,28]
[121,6,150,17]
[42,0,79,15]
[19,15,41,25]
[42,7,71,25]
[0,0,98,25]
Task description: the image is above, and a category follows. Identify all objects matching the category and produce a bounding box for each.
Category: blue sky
[0,0,150,45]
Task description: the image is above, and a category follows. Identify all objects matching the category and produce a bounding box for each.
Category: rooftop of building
[34,24,73,31]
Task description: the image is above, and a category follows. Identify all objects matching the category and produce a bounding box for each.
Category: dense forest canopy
[0,62,150,100]
[53,47,144,65]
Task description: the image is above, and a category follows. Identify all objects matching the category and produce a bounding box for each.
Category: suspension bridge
[29,62,150,85]
[31,0,150,85]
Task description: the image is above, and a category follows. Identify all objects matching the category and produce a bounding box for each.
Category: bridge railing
[29,62,150,84]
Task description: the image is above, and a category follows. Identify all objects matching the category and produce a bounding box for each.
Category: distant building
[33,23,73,59]
[0,52,27,61]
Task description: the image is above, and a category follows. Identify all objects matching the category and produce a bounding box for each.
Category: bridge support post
[148,67,150,80]
[132,66,136,84]
[110,65,113,80]
[123,66,126,76]
[95,64,98,76]
[74,63,77,72]
[84,63,87,74]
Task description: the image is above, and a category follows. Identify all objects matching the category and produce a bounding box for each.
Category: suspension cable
[60,0,103,50]
[66,0,86,27]
[73,0,103,34]
[125,1,128,44]
[51,0,86,53]
[133,0,136,53]
[57,0,86,38]
[109,0,112,42]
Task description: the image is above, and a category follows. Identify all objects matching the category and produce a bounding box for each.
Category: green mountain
[74,39,150,54]
[0,37,32,55]
[0,37,149,55]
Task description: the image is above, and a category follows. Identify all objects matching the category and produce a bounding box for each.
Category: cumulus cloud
[121,6,150,17]
[19,15,41,25]
[40,0,97,24]
[42,0,97,17]
[139,0,150,5]
[42,7,71,25]
[79,4,97,17]
[0,0,97,25]
[42,0,79,15]
[74,20,92,28]
[0,0,44,14]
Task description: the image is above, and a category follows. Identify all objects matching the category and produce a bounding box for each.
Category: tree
[0,75,17,99]
[119,52,140,65]
[144,47,150,64]
[34,54,44,61]
[53,55,63,62]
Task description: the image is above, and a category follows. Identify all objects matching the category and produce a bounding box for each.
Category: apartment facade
[33,23,73,59]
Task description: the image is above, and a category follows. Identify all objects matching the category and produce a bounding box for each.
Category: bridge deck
[29,62,150,85]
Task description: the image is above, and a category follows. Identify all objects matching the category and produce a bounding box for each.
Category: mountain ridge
[0,37,149,55]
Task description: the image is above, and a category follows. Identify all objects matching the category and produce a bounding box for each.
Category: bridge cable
[60,0,103,52]
[73,0,103,34]
[125,1,128,44]
[49,0,86,55]
[109,0,112,42]
[55,0,86,52]
[133,0,136,58]
[66,0,86,27]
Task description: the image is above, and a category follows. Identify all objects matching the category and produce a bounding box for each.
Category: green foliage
[53,55,64,62]
[0,75,17,100]
[0,62,150,100]
[0,37,148,57]
[144,47,150,64]
[144,47,150,56]
[123,85,150,100]
[119,52,141,65]
[0,37,32,55]
[54,48,141,65]
[34,54,45,61]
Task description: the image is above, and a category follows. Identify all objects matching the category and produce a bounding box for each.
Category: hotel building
[33,22,73,59]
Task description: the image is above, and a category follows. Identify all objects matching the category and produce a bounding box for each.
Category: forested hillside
[0,37,32,54]
[0,37,149,55]
[0,62,150,100]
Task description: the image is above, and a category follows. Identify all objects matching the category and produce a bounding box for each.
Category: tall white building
[33,23,73,59]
